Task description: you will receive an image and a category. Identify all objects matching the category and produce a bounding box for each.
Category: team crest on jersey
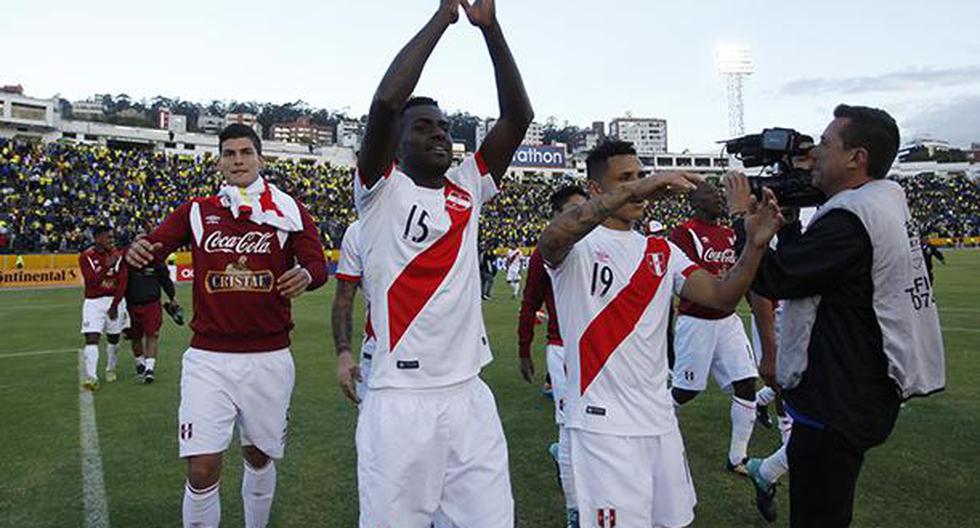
[445,189,472,212]
[204,256,274,293]
[597,508,617,527]
[648,252,667,277]
[594,250,611,263]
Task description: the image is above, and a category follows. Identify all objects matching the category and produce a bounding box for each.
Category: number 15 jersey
[354,155,497,389]
[549,226,700,436]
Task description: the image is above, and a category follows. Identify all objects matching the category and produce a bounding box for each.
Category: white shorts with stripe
[178,348,295,459]
[570,426,696,528]
[80,297,129,335]
[356,376,513,528]
[672,313,757,393]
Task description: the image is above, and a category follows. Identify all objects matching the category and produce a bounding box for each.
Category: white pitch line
[78,350,110,528]
[0,348,78,359]
[943,326,980,334]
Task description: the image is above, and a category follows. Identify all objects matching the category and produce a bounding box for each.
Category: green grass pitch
[1,251,978,527]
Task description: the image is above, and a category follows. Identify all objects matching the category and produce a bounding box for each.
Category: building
[0,92,60,139]
[224,112,262,136]
[157,109,187,134]
[609,116,668,156]
[271,116,335,146]
[197,114,223,134]
[336,119,364,150]
[475,118,543,149]
[70,97,105,119]
[525,121,544,145]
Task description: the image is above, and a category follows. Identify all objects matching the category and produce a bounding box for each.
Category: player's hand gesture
[337,351,362,404]
[460,0,496,29]
[628,171,702,201]
[436,0,461,24]
[724,171,753,215]
[744,187,784,249]
[519,356,535,383]
[126,238,162,268]
[277,267,312,298]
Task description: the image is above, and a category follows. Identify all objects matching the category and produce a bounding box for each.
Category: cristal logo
[204,231,273,254]
[703,247,736,264]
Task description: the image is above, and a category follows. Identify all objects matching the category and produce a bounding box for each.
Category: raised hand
[723,172,753,215]
[744,187,784,249]
[460,0,496,29]
[628,171,703,201]
[438,0,461,24]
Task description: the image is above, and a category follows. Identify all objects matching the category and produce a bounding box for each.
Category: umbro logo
[205,215,222,225]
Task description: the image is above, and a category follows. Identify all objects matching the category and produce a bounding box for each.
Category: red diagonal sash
[387,179,473,352]
[578,237,671,394]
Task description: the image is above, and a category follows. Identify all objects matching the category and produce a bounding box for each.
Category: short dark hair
[401,96,439,116]
[549,185,589,215]
[586,140,637,181]
[833,104,899,179]
[93,225,112,237]
[219,123,262,155]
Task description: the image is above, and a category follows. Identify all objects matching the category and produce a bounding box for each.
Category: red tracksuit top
[670,217,738,320]
[144,195,327,352]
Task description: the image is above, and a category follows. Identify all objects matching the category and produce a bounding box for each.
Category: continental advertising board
[0,268,82,289]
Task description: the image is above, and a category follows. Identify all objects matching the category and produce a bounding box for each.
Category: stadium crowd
[1,137,977,254]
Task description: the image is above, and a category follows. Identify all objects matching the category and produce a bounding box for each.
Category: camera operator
[727,104,945,528]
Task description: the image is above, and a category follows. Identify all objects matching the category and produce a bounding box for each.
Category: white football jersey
[354,155,498,389]
[549,226,700,436]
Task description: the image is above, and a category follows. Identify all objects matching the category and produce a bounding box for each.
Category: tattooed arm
[538,171,701,268]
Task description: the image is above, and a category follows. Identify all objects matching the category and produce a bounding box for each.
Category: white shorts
[545,344,567,425]
[356,336,377,402]
[80,297,129,335]
[672,314,757,393]
[356,377,513,528]
[178,348,295,459]
[506,269,520,283]
[570,427,696,528]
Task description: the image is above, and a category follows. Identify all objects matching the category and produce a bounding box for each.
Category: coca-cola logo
[702,247,736,264]
[204,231,273,254]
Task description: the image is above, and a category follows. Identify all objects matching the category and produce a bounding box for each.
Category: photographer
[728,105,945,528]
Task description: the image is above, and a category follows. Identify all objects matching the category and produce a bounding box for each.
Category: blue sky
[3,0,979,151]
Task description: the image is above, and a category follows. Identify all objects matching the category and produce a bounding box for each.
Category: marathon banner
[510,145,567,168]
[0,267,82,289]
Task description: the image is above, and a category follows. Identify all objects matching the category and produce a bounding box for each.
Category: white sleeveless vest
[777,180,945,400]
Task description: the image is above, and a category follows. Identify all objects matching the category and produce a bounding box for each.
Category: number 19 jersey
[354,155,498,389]
[548,226,700,436]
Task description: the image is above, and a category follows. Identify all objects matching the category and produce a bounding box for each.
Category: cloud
[902,96,980,146]
[779,65,980,96]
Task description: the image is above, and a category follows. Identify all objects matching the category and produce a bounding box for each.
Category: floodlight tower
[717,44,754,138]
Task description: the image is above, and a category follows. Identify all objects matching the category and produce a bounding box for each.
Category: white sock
[729,396,756,465]
[83,345,99,380]
[512,282,520,297]
[242,461,276,528]
[759,444,789,484]
[145,357,156,371]
[558,426,576,509]
[183,482,220,528]
[136,355,146,368]
[756,386,777,407]
[106,343,119,372]
[779,415,794,445]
